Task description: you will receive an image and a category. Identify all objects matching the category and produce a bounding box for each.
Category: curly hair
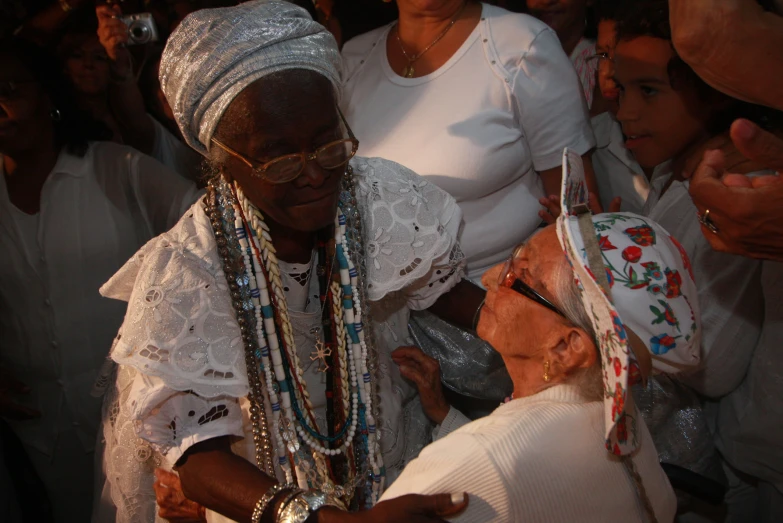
[615,0,783,134]
[0,37,111,157]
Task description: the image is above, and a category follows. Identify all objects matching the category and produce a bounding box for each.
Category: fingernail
[734,119,757,141]
[451,492,466,505]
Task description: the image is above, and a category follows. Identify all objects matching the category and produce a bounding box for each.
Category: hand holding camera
[96,2,158,82]
[97,2,159,53]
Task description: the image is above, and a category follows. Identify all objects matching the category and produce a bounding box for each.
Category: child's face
[613,36,713,169]
[596,20,619,103]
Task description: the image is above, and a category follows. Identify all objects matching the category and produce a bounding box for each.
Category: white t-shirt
[381,384,676,523]
[342,3,595,281]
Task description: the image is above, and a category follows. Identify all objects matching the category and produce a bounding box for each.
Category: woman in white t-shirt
[342,0,596,281]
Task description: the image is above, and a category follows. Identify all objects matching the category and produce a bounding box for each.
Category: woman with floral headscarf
[380,151,700,522]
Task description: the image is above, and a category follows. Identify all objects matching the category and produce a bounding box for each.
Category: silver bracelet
[251,484,295,523]
[277,490,346,523]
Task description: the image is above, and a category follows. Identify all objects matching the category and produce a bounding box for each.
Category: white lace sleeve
[351,157,465,310]
[129,373,244,465]
[100,200,250,399]
[99,363,243,523]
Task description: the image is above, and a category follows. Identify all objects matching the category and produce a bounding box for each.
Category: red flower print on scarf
[626,267,650,289]
[650,333,680,355]
[628,362,642,386]
[622,246,643,263]
[651,299,679,329]
[665,268,682,299]
[669,234,695,282]
[598,234,618,251]
[612,382,626,421]
[616,415,628,443]
[624,225,656,246]
[613,357,622,377]
[642,261,663,280]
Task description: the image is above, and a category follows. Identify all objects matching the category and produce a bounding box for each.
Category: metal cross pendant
[309,327,332,373]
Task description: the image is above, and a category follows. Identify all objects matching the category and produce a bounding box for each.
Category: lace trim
[99,157,463,397]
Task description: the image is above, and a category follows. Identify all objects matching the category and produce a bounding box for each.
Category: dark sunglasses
[498,245,566,318]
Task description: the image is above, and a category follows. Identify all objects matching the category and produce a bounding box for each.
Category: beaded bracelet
[251,484,295,523]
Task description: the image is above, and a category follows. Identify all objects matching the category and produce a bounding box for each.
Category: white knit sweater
[381,384,676,522]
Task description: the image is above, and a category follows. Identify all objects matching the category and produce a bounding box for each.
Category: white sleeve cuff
[432,406,471,441]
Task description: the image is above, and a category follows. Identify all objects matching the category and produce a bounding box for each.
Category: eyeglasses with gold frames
[211,108,359,185]
[498,244,566,318]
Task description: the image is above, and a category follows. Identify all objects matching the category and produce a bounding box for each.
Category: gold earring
[543,361,551,382]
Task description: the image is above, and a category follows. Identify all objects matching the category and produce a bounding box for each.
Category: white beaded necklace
[230,180,385,502]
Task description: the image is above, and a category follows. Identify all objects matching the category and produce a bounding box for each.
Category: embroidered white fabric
[97,156,465,521]
[100,156,462,397]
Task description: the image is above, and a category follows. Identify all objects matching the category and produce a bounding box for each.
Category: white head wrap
[159,0,342,157]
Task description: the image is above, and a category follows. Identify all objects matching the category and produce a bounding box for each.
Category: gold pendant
[403,63,414,78]
[309,327,332,373]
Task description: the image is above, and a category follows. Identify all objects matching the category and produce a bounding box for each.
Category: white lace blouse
[96,157,465,522]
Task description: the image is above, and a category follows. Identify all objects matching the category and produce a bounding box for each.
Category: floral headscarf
[556,149,701,456]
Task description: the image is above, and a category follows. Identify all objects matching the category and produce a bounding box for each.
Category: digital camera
[120,13,159,45]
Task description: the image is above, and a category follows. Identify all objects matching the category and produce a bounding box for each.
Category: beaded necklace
[204,168,386,508]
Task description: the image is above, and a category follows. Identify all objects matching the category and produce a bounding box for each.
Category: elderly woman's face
[215,72,345,232]
[478,226,567,359]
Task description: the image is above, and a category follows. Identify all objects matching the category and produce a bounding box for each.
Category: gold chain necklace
[394,2,468,78]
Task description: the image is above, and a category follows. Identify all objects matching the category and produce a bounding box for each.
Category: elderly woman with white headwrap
[94,1,485,522]
[379,151,700,522]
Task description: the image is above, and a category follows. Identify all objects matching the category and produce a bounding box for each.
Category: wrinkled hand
[683,130,769,179]
[318,492,469,523]
[0,369,40,421]
[154,469,206,523]
[689,119,783,261]
[538,193,621,224]
[391,347,449,424]
[96,4,132,78]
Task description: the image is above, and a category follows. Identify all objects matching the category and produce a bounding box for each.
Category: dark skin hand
[392,346,450,424]
[174,69,470,523]
[176,438,468,523]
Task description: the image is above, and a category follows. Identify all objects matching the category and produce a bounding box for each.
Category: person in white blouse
[0,38,200,522]
[382,156,697,522]
[94,3,490,522]
[341,0,597,282]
